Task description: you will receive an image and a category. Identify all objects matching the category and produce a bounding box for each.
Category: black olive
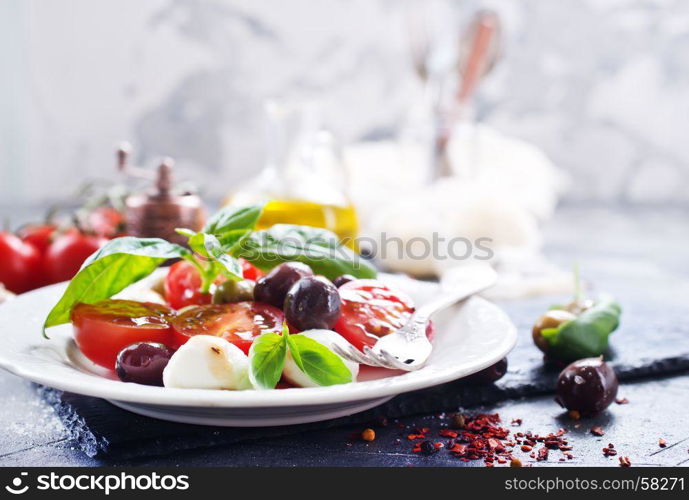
[254,262,314,308]
[465,358,508,384]
[284,276,341,331]
[115,342,174,386]
[555,357,618,415]
[332,274,356,287]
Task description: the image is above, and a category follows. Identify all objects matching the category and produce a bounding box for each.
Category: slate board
[39,276,689,460]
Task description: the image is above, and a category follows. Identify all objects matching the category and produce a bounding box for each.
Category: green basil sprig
[44,204,376,336]
[541,295,622,361]
[249,325,352,389]
[43,206,261,336]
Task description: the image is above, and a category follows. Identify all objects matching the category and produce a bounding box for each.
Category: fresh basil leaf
[235,224,376,280]
[285,334,352,386]
[216,229,251,253]
[545,295,622,361]
[203,204,264,236]
[82,236,189,267]
[248,332,288,390]
[44,237,188,335]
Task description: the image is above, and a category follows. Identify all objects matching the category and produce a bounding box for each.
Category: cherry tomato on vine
[44,230,107,284]
[0,232,41,293]
[88,207,126,238]
[18,224,57,254]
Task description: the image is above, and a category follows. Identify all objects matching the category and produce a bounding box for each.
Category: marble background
[1,0,688,207]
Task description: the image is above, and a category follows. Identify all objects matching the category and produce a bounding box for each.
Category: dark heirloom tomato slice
[71,300,174,370]
[171,302,284,354]
[334,279,432,351]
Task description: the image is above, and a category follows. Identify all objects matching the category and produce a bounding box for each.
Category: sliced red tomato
[239,258,264,280]
[334,279,432,351]
[171,302,284,354]
[71,300,174,369]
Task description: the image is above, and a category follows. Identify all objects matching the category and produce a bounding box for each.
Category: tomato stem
[183,255,215,294]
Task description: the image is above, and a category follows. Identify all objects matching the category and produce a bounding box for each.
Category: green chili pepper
[539,295,622,361]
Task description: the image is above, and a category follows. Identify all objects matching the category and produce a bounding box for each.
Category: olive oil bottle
[225,100,359,248]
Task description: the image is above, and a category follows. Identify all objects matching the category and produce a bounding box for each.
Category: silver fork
[332,265,497,371]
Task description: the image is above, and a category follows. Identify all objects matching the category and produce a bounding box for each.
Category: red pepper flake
[511,418,522,426]
[659,438,667,448]
[438,429,458,438]
[405,412,576,467]
[619,456,631,467]
[603,442,618,457]
[590,426,605,436]
[407,427,429,440]
[544,438,562,449]
[615,397,629,405]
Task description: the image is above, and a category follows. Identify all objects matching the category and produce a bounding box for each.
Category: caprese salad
[43,204,431,391]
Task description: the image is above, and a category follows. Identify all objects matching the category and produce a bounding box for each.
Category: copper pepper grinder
[117,143,206,246]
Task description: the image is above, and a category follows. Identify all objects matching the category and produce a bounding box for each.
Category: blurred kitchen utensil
[433,9,502,179]
[117,144,206,245]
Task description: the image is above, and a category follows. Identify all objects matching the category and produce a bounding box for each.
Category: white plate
[0,273,517,426]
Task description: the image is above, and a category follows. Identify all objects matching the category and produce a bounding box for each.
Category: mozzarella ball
[283,330,359,388]
[163,335,250,390]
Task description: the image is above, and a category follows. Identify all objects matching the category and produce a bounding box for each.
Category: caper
[212,280,256,304]
[532,309,577,354]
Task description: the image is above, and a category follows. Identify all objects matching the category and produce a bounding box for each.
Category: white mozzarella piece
[163,335,250,390]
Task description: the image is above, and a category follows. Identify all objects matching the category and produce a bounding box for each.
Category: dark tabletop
[1,205,688,467]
